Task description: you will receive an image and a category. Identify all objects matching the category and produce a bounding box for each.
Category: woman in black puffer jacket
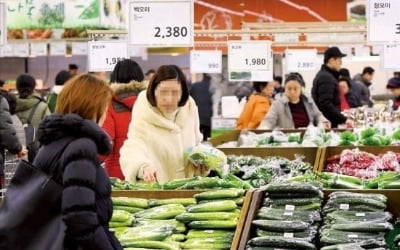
[33,74,122,250]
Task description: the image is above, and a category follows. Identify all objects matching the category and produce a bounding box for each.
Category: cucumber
[111,210,133,222]
[148,198,196,207]
[328,192,387,204]
[255,227,317,240]
[323,204,383,215]
[187,200,237,213]
[188,220,238,229]
[134,219,186,233]
[329,222,393,232]
[257,207,321,224]
[123,240,180,250]
[134,204,186,219]
[186,229,235,239]
[161,177,200,189]
[320,229,385,245]
[252,220,310,232]
[326,197,386,210]
[112,197,149,208]
[272,202,321,211]
[268,192,323,199]
[176,212,238,222]
[378,180,400,189]
[247,236,317,249]
[194,189,245,200]
[113,206,144,214]
[263,197,321,206]
[325,211,392,223]
[264,182,322,196]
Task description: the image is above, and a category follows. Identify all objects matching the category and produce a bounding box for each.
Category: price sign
[88,41,128,72]
[382,44,400,70]
[368,0,400,43]
[72,42,88,55]
[50,42,66,56]
[0,2,5,46]
[228,41,273,82]
[190,50,222,73]
[285,49,317,72]
[129,0,193,47]
[13,43,29,57]
[30,43,47,56]
[0,44,12,57]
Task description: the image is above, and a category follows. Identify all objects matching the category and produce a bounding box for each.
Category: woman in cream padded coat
[120,65,205,183]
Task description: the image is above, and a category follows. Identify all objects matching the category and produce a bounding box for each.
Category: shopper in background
[120,65,204,183]
[312,46,352,128]
[145,69,155,81]
[394,72,400,78]
[68,63,78,76]
[33,73,122,250]
[261,73,327,129]
[339,67,362,101]
[353,66,375,107]
[101,59,147,179]
[236,81,274,130]
[386,77,400,110]
[272,75,284,96]
[190,73,215,140]
[338,77,361,110]
[0,95,26,189]
[47,70,71,113]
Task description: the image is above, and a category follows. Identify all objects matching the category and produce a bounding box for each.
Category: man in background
[68,64,78,76]
[353,66,375,107]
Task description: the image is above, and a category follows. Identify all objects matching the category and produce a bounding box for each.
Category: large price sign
[0,2,5,46]
[228,41,272,82]
[129,0,193,47]
[88,41,128,72]
[190,50,222,73]
[368,0,400,43]
[382,44,400,70]
[285,49,317,72]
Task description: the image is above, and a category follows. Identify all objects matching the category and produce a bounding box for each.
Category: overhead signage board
[88,41,128,72]
[190,50,222,73]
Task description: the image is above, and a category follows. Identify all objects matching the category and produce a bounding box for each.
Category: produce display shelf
[111,189,254,250]
[237,189,400,250]
[317,146,400,172]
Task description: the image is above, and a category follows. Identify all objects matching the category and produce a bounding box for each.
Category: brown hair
[146,65,189,107]
[55,73,112,121]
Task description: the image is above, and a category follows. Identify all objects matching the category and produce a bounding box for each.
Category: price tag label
[72,42,88,55]
[339,203,350,210]
[30,43,47,56]
[13,43,29,57]
[368,0,400,43]
[190,50,222,73]
[284,205,295,211]
[283,211,293,216]
[382,44,400,70]
[355,212,366,217]
[50,42,66,56]
[129,0,193,47]
[0,2,5,46]
[348,234,358,238]
[283,232,294,238]
[228,41,273,82]
[88,41,128,72]
[285,49,317,72]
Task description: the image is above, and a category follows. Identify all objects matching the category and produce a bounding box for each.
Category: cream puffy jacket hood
[120,91,203,183]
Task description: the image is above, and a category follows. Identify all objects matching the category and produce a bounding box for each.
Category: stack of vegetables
[246,182,323,249]
[319,191,392,249]
[176,189,245,249]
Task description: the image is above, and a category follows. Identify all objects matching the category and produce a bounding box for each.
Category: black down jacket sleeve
[0,96,22,154]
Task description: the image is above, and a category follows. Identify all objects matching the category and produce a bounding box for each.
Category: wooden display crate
[317,146,400,172]
[219,147,323,171]
[238,189,400,250]
[111,189,254,250]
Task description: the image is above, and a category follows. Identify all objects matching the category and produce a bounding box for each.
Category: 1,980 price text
[105,57,125,65]
[245,58,266,66]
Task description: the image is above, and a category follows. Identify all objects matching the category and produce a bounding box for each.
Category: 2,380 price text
[106,57,125,65]
[245,58,266,66]
[154,26,188,39]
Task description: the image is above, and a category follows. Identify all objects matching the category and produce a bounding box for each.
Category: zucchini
[176,212,238,222]
[111,210,133,222]
[257,207,321,224]
[187,200,237,213]
[123,240,180,250]
[109,219,133,228]
[119,227,173,242]
[163,233,186,242]
[252,220,310,232]
[113,206,144,214]
[378,180,400,189]
[112,197,149,208]
[134,204,186,219]
[188,219,238,229]
[186,229,235,239]
[329,222,393,232]
[134,219,186,233]
[247,236,317,249]
[325,211,392,224]
[198,197,244,206]
[161,177,200,189]
[263,197,320,206]
[181,240,231,249]
[148,198,196,207]
[194,189,245,200]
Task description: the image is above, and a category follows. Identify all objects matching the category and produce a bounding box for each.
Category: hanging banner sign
[50,42,66,56]
[228,41,273,82]
[72,42,88,55]
[13,43,29,57]
[0,2,5,46]
[129,0,193,47]
[382,44,400,70]
[30,42,47,56]
[367,0,400,43]
[190,50,222,73]
[88,41,128,72]
[285,49,317,72]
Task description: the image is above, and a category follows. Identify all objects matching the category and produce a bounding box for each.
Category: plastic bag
[186,144,227,174]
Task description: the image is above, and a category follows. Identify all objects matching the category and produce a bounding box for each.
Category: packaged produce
[186,144,227,174]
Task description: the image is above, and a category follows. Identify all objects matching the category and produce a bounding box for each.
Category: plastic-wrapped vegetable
[186,144,227,174]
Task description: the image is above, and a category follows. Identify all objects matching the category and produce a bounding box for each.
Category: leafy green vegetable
[340,131,357,142]
[361,128,376,139]
[392,129,400,140]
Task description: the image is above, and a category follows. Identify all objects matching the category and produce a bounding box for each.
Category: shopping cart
[0,151,20,199]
